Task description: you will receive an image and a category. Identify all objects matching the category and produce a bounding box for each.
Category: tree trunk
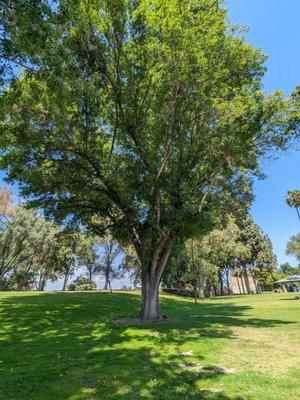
[198,284,205,300]
[194,284,198,304]
[137,235,173,322]
[242,267,250,293]
[103,274,109,290]
[40,279,46,291]
[62,271,69,291]
[219,271,224,296]
[37,270,44,291]
[140,275,164,322]
[225,268,231,294]
[240,274,246,294]
[108,279,112,293]
[236,275,242,294]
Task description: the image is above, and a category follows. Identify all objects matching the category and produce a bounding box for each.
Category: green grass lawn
[0,291,299,400]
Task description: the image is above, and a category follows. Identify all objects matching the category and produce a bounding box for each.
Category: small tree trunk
[194,284,198,304]
[219,271,224,296]
[198,282,205,299]
[40,279,46,291]
[242,267,250,293]
[108,280,112,293]
[62,271,69,291]
[213,285,218,296]
[240,274,246,294]
[37,270,44,291]
[236,276,242,294]
[226,268,231,294]
[103,275,109,290]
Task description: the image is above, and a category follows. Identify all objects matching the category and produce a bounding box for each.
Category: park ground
[0,291,299,400]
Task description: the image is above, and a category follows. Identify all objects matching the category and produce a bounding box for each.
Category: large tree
[0,0,296,320]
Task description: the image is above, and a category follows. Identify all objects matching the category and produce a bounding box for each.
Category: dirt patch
[179,350,195,357]
[179,363,237,374]
[199,388,222,393]
[112,316,179,325]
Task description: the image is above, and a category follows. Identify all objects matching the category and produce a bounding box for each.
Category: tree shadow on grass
[279,297,299,301]
[0,292,295,400]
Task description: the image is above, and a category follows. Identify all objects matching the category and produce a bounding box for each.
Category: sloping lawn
[0,291,299,400]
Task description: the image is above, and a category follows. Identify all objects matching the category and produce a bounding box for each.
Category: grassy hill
[0,291,299,400]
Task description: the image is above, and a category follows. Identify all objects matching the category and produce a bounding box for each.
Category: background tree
[286,233,300,266]
[48,232,100,291]
[0,206,60,288]
[278,262,300,276]
[286,190,300,221]
[0,186,14,224]
[0,0,296,320]
[82,242,102,284]
[185,238,218,302]
[234,217,277,293]
[205,219,249,295]
[120,246,141,290]
[97,234,122,292]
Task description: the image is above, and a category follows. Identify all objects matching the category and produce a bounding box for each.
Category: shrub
[68,276,97,291]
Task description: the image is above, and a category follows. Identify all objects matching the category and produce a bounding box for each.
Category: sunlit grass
[0,291,299,399]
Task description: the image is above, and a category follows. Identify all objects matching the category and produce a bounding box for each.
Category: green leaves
[286,233,300,262]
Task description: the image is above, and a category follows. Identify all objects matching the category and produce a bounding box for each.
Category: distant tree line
[0,186,126,291]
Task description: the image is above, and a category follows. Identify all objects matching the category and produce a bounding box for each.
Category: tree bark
[240,274,246,294]
[140,275,164,321]
[37,270,45,291]
[88,268,92,283]
[225,268,231,294]
[236,275,242,294]
[243,269,250,293]
[62,271,69,291]
[194,284,198,304]
[40,279,46,291]
[103,274,109,290]
[219,271,224,296]
[139,238,173,322]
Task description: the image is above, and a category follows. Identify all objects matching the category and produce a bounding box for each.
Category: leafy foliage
[286,190,300,220]
[0,185,98,290]
[286,233,300,264]
[68,275,97,291]
[278,262,300,276]
[163,216,277,296]
[95,233,123,290]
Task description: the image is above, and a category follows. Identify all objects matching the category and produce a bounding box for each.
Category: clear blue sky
[1,0,300,274]
[227,0,300,265]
